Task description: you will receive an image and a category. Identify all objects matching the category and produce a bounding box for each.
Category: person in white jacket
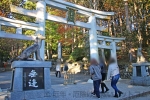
[107,58,123,98]
[55,59,61,77]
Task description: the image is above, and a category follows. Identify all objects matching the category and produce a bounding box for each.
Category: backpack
[64,65,68,71]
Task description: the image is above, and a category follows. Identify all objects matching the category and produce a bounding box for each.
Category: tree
[2,0,149,62]
[45,21,60,59]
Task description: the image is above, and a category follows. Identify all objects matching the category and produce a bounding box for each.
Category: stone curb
[119,91,150,100]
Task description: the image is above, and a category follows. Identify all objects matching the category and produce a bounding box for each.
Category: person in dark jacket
[100,58,109,93]
[90,58,102,99]
[64,62,69,80]
[64,62,68,73]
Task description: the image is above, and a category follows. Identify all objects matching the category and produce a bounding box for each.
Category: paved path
[133,94,150,100]
[133,95,150,100]
[0,71,12,89]
[0,71,90,89]
[51,79,150,100]
[0,71,150,100]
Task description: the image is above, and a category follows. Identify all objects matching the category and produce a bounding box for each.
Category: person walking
[90,59,102,99]
[64,62,68,84]
[55,59,61,78]
[64,62,68,74]
[107,58,123,98]
[99,58,109,93]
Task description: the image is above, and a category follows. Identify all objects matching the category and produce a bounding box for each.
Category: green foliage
[45,21,60,51]
[0,0,11,12]
[22,29,35,48]
[1,26,16,34]
[102,32,110,36]
[104,49,111,61]
[1,0,149,62]
[24,1,36,10]
[147,46,150,61]
[69,47,86,61]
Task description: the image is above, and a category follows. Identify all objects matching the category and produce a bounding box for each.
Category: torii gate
[97,35,125,62]
[0,0,116,62]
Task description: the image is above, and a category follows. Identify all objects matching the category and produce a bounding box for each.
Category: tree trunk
[46,42,49,60]
[124,0,131,32]
[49,43,52,59]
[71,32,74,52]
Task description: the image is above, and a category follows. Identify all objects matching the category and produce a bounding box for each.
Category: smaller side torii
[97,35,125,62]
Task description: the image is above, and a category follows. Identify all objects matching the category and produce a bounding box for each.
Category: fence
[119,64,132,79]
[64,72,76,85]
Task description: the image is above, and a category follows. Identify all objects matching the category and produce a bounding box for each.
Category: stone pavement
[0,71,150,100]
[51,79,150,100]
[133,95,150,100]
[0,71,12,89]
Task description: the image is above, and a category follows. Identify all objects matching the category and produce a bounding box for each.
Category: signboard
[66,7,77,24]
[23,67,44,91]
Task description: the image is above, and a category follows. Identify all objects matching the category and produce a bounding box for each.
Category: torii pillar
[110,41,117,61]
[36,1,46,60]
[88,15,99,63]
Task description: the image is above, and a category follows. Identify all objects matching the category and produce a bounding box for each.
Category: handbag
[87,79,93,83]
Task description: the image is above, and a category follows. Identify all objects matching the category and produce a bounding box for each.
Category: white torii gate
[0,17,38,37]
[97,35,125,62]
[0,0,116,62]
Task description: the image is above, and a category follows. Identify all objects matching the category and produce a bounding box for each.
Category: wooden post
[36,1,46,60]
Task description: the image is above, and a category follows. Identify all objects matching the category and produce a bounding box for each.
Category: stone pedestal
[131,62,150,86]
[9,61,55,100]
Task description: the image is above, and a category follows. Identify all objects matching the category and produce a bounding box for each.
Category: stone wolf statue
[137,48,146,62]
[17,34,45,61]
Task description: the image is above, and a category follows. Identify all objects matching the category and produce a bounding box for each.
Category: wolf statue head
[34,34,45,43]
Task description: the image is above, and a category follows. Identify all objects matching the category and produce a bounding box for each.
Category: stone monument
[7,37,55,100]
[131,48,150,86]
